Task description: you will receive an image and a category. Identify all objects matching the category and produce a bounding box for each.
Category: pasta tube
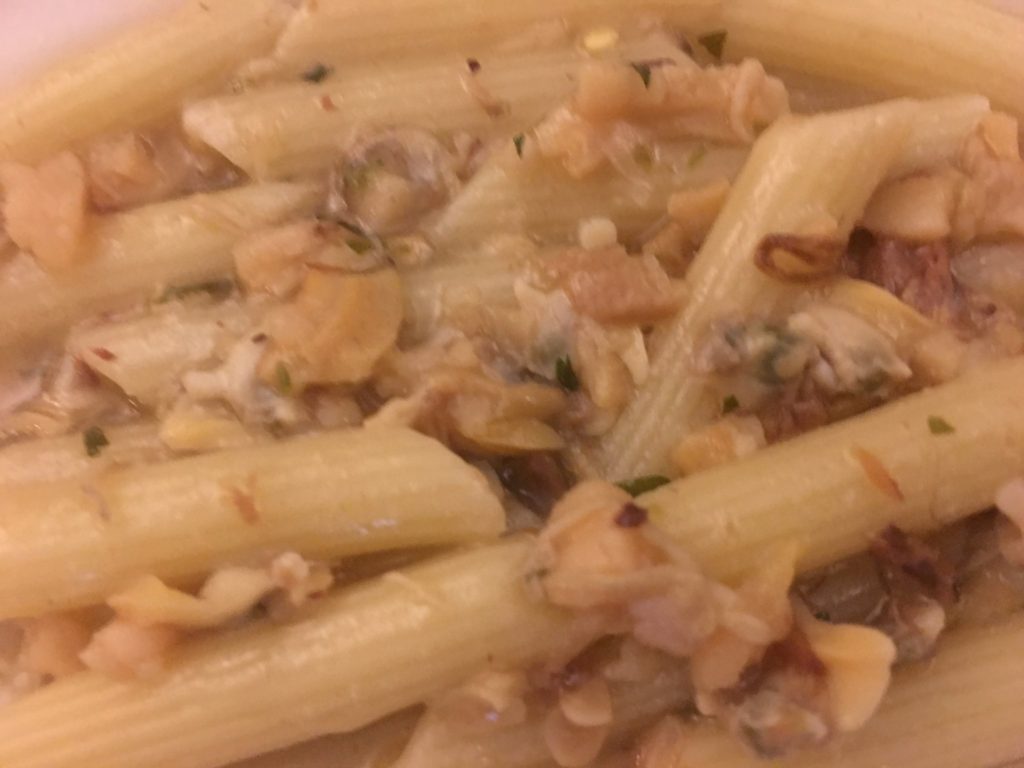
[184,35,693,180]
[639,356,1024,583]
[429,142,748,251]
[719,0,1024,120]
[269,0,1022,117]
[184,50,583,180]
[0,538,594,768]
[595,96,988,479]
[0,422,164,487]
[652,613,1024,768]
[0,427,503,619]
[269,0,718,75]
[0,182,322,357]
[0,0,291,163]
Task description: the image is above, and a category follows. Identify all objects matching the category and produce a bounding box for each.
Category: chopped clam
[795,604,896,732]
[0,151,88,271]
[263,268,404,389]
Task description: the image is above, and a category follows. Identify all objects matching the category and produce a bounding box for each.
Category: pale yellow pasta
[0,0,291,163]
[185,50,585,180]
[184,34,691,180]
[0,182,322,359]
[638,356,1024,583]
[0,538,595,768]
[429,141,748,252]
[595,95,987,479]
[0,422,164,487]
[648,613,1024,768]
[719,0,1024,119]
[269,0,718,75]
[0,427,503,619]
[271,0,1024,118]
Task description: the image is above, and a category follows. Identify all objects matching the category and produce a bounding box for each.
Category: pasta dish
[0,0,1023,766]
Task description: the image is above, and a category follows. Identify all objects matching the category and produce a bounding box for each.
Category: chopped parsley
[513,133,526,158]
[275,362,293,395]
[83,426,109,458]
[158,279,234,303]
[555,356,579,391]
[928,416,955,435]
[631,62,653,87]
[814,610,832,622]
[300,62,332,83]
[698,30,728,60]
[617,475,671,497]
[687,143,708,168]
[722,394,740,415]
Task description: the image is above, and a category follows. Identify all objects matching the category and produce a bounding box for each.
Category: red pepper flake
[614,502,648,528]
[91,347,117,361]
[319,94,336,111]
[466,57,481,74]
[226,481,260,525]
[852,446,904,502]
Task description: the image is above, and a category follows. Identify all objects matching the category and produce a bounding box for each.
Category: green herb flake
[928,416,955,435]
[347,237,374,254]
[301,63,333,83]
[513,133,526,158]
[722,394,740,415]
[555,356,579,391]
[631,62,652,88]
[617,475,671,497]
[275,362,293,396]
[698,30,728,60]
[83,426,109,458]
[687,143,708,169]
[158,279,235,304]
[814,610,831,622]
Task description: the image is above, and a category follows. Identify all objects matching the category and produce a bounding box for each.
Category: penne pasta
[0,0,291,163]
[185,50,587,180]
[594,95,987,479]
[719,0,1024,120]
[648,613,1024,768]
[270,0,1024,119]
[0,538,595,768]
[268,0,718,76]
[638,356,1024,583]
[0,422,165,488]
[0,427,503,619]
[184,35,692,180]
[0,182,322,359]
[429,141,749,252]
